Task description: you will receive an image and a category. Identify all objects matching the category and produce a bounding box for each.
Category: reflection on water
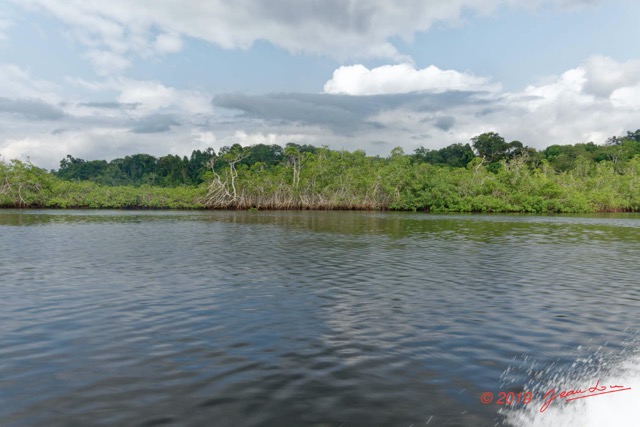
[1,210,639,426]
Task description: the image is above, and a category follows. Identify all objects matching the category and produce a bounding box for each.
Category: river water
[1,210,638,426]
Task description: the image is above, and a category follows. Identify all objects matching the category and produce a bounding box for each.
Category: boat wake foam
[501,340,639,427]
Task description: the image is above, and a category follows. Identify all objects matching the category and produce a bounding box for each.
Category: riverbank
[1,176,638,213]
[3,151,640,213]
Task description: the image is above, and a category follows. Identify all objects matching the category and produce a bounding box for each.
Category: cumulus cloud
[487,55,640,146]
[515,55,640,110]
[2,55,640,171]
[215,55,640,152]
[323,63,499,95]
[13,0,594,73]
[611,86,640,109]
[0,65,217,168]
[582,55,640,98]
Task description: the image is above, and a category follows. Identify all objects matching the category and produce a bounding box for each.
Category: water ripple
[1,210,639,426]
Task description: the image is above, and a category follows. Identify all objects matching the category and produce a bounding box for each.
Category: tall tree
[471,132,509,163]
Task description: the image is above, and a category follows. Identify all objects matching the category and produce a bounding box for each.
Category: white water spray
[502,345,640,426]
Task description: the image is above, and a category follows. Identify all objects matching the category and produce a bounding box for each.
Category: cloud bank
[2,54,639,171]
[15,0,595,74]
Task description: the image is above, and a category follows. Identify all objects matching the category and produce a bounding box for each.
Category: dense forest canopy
[51,130,640,187]
[2,130,640,212]
[53,143,319,187]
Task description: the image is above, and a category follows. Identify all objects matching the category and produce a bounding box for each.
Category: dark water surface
[1,210,639,426]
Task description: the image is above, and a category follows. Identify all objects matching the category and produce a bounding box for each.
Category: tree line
[52,130,640,187]
[1,130,640,212]
[54,144,319,187]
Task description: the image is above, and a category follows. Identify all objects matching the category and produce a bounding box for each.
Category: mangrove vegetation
[2,130,640,212]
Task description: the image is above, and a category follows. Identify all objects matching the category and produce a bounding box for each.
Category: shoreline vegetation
[2,131,640,213]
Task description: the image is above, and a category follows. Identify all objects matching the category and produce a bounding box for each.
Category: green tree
[471,132,509,163]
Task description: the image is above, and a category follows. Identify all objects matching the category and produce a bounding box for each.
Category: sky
[1,0,639,170]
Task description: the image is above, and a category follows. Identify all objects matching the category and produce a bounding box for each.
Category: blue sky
[1,0,639,169]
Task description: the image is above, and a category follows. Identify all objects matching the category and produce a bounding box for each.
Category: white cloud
[116,79,176,112]
[513,55,640,112]
[154,32,183,54]
[581,55,640,98]
[611,86,640,109]
[59,77,213,116]
[215,55,640,154]
[517,67,592,109]
[0,65,216,168]
[115,78,213,116]
[0,134,83,169]
[85,50,131,76]
[0,64,211,119]
[323,63,499,95]
[0,125,210,169]
[3,55,639,171]
[231,130,309,147]
[0,63,62,103]
[14,0,593,74]
[482,55,640,147]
